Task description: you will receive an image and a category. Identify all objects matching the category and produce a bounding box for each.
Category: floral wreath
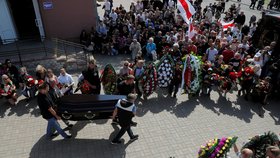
[198,136,238,158]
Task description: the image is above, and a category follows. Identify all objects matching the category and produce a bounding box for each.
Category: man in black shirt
[81,59,101,94]
[235,12,246,28]
[37,82,71,139]
[168,63,182,98]
[229,53,242,72]
[117,75,135,95]
[111,93,138,144]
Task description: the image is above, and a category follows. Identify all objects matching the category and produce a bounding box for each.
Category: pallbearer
[79,59,101,94]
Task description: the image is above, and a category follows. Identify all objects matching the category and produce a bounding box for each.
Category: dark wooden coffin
[56,94,126,121]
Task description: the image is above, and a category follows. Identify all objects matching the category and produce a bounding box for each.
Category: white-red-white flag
[220,20,235,31]
[177,0,196,24]
[188,19,196,39]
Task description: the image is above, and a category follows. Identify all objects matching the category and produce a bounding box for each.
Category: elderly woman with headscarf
[1,74,17,105]
[129,39,142,61]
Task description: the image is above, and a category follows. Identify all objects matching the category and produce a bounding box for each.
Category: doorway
[8,0,40,39]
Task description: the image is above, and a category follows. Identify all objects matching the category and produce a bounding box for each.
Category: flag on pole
[188,19,196,39]
[220,20,235,31]
[177,0,196,24]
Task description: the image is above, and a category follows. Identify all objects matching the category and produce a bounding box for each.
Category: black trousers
[168,81,180,96]
[112,125,134,142]
[250,2,256,9]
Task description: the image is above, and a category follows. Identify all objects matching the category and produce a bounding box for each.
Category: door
[0,0,17,44]
[8,0,40,39]
[32,0,45,41]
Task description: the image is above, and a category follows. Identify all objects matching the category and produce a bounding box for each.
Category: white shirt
[109,12,118,22]
[104,1,111,11]
[206,48,219,62]
[58,73,74,86]
[231,26,239,35]
[226,34,233,42]
[139,13,146,21]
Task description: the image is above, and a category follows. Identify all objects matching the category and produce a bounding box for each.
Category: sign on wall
[43,1,53,10]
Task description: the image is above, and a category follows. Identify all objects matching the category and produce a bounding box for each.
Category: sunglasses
[3,78,8,80]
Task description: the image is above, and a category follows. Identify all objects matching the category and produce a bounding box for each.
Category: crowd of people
[1,0,280,106]
[80,0,280,105]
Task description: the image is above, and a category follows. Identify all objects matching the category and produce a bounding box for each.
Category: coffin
[56,94,126,121]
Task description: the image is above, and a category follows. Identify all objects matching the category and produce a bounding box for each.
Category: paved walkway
[0,1,279,158]
[0,52,279,158]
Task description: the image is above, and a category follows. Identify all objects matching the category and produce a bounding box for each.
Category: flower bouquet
[198,136,238,158]
[100,64,117,95]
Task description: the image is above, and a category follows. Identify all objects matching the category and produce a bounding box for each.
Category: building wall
[38,0,97,39]
[0,0,17,43]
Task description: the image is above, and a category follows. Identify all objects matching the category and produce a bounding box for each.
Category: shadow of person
[263,100,280,124]
[90,119,109,125]
[0,99,11,118]
[29,136,127,158]
[214,94,254,122]
[171,96,199,118]
[29,123,137,158]
[69,121,90,138]
[6,96,40,117]
[198,94,220,115]
[136,94,177,117]
[156,87,169,98]
[234,95,260,120]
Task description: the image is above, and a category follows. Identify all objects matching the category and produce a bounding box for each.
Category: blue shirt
[146,43,156,54]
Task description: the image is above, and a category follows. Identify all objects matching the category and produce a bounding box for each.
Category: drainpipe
[92,0,99,30]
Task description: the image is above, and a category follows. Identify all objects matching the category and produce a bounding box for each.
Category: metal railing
[52,38,85,59]
[0,37,89,69]
[0,37,51,66]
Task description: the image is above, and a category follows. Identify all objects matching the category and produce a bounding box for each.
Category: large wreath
[156,55,175,88]
[100,64,117,95]
[181,53,202,95]
[138,63,158,97]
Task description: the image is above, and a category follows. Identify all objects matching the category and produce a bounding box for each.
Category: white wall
[0,0,17,44]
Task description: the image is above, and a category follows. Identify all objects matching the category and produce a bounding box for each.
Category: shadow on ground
[0,96,40,118]
[29,124,135,158]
